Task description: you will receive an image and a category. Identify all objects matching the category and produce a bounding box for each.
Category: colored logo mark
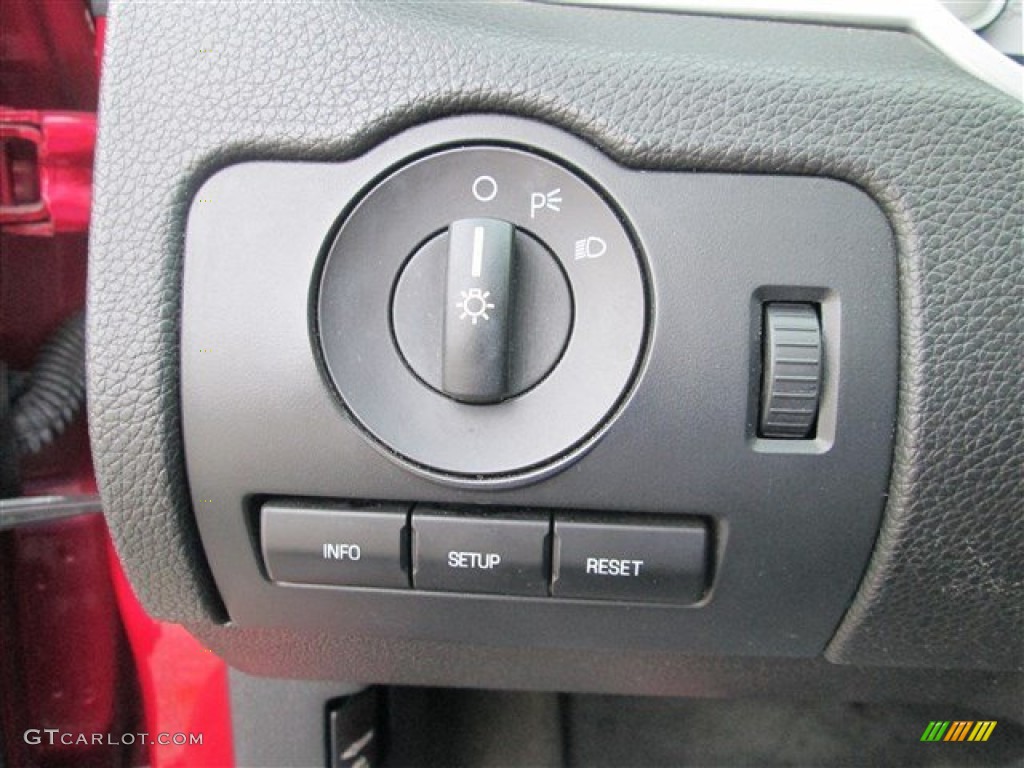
[920,721,997,742]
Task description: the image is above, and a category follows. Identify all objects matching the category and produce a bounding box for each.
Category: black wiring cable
[0,361,20,497]
[8,312,86,456]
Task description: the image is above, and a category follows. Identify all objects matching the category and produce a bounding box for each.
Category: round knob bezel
[316,144,648,480]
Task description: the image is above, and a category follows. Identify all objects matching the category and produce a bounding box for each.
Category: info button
[261,502,409,589]
[411,509,549,596]
[552,517,708,604]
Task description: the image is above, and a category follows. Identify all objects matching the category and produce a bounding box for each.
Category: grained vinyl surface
[88,1,1023,672]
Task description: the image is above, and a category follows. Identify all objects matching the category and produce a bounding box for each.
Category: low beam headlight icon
[574,236,607,260]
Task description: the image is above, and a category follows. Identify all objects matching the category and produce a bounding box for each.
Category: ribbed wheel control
[759,303,822,439]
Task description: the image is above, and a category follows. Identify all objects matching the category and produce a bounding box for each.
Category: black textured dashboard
[87,0,1022,685]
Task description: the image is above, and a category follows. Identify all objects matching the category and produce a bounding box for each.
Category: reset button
[552,517,707,604]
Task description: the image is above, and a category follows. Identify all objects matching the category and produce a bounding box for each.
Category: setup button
[411,509,549,596]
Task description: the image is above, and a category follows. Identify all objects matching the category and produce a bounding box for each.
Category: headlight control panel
[181,117,897,658]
